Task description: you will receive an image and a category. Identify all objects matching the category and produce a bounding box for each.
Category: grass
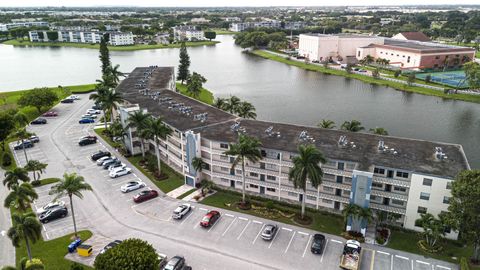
[175,82,214,105]
[251,50,480,104]
[206,28,236,35]
[200,189,344,236]
[177,188,197,200]
[36,177,61,186]
[3,39,220,51]
[14,229,94,270]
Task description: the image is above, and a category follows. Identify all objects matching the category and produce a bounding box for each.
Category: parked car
[39,206,68,223]
[261,224,278,241]
[86,109,101,115]
[78,136,97,146]
[311,234,326,254]
[120,181,146,193]
[158,253,168,269]
[109,167,132,178]
[68,95,80,100]
[99,240,122,254]
[61,98,74,103]
[133,189,158,203]
[91,150,111,161]
[200,210,220,228]
[79,118,95,124]
[13,140,33,150]
[36,200,65,216]
[81,114,97,119]
[92,104,102,110]
[42,111,58,117]
[96,156,112,166]
[108,163,126,172]
[29,135,40,143]
[31,118,47,125]
[102,158,120,169]
[162,256,185,270]
[172,203,191,220]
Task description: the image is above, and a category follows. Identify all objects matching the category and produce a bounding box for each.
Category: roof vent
[193,113,208,122]
[230,121,246,134]
[265,126,281,138]
[299,130,315,143]
[435,147,448,161]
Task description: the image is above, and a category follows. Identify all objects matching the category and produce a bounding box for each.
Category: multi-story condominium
[172,26,204,42]
[0,21,49,31]
[229,21,305,32]
[115,67,470,239]
[28,30,134,46]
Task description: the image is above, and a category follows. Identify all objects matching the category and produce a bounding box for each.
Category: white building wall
[404,173,457,239]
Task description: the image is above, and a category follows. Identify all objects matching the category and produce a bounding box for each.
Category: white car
[86,109,101,114]
[81,114,97,119]
[36,200,65,215]
[109,167,132,178]
[96,156,111,165]
[108,163,126,172]
[68,95,80,100]
[120,181,146,193]
[172,203,191,220]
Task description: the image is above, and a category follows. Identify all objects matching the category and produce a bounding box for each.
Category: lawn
[251,50,480,104]
[35,177,61,186]
[175,82,214,105]
[206,28,236,35]
[201,189,345,236]
[3,39,220,51]
[177,188,197,199]
[14,230,94,270]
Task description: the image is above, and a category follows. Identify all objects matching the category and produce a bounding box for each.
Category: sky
[0,0,479,7]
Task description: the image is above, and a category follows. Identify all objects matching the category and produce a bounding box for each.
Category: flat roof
[301,33,380,39]
[379,39,475,53]
[195,119,469,178]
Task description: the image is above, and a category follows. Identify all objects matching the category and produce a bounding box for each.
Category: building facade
[115,67,470,239]
[229,21,305,32]
[172,26,204,42]
[28,30,134,46]
[0,21,49,31]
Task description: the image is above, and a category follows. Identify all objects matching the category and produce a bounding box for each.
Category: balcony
[323,168,353,177]
[370,203,406,215]
[373,175,410,188]
[371,189,408,201]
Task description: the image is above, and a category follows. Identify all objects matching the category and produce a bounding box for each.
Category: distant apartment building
[28,30,134,46]
[115,66,470,239]
[0,21,49,31]
[229,20,306,32]
[224,17,241,22]
[172,26,204,41]
[298,33,476,70]
[190,18,211,24]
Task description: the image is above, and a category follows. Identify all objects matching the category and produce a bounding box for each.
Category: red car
[200,210,220,228]
[133,189,158,203]
[42,111,58,117]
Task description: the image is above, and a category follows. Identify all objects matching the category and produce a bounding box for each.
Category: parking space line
[298,231,309,236]
[225,213,234,218]
[207,217,221,232]
[331,239,343,244]
[320,239,328,262]
[411,259,414,270]
[252,220,262,224]
[377,250,390,256]
[252,224,265,244]
[199,208,208,211]
[44,232,49,240]
[238,217,248,221]
[180,209,194,225]
[281,227,292,232]
[268,229,280,249]
[303,234,313,258]
[417,260,430,265]
[284,231,296,253]
[222,217,237,236]
[437,266,451,270]
[396,255,409,260]
[370,250,375,270]
[237,220,251,240]
[391,255,394,270]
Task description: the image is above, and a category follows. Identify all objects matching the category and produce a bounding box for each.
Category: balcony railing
[371,189,408,201]
[373,175,410,188]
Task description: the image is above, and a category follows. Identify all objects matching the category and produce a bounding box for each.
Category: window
[417,206,427,214]
[443,196,450,204]
[391,200,404,206]
[337,162,344,170]
[220,155,228,161]
[250,172,258,177]
[446,182,452,190]
[307,195,316,201]
[396,171,409,178]
[407,56,411,63]
[357,51,360,57]
[393,186,406,192]
[420,192,430,201]
[220,143,228,149]
[423,178,433,186]
[336,176,343,183]
[287,192,296,197]
[444,226,451,234]
[322,199,332,204]
[343,190,351,196]
[221,167,229,172]
[249,184,258,188]
[374,167,385,175]
[267,175,276,181]
[323,186,334,192]
[435,56,439,59]
[372,182,383,188]
[266,187,276,192]
[370,195,377,201]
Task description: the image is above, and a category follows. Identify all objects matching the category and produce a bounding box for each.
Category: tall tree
[448,170,480,261]
[17,88,58,114]
[288,144,326,219]
[99,34,111,76]
[49,172,92,238]
[127,110,150,159]
[213,97,227,110]
[204,31,217,41]
[192,157,206,181]
[108,119,127,140]
[15,128,32,163]
[177,42,190,84]
[89,85,123,130]
[223,134,262,204]
[4,183,38,212]
[237,101,257,119]
[463,62,480,89]
[186,72,207,98]
[224,96,241,114]
[317,119,336,129]
[146,116,172,175]
[3,167,30,190]
[105,64,123,85]
[24,160,48,182]
[0,112,15,151]
[7,212,42,261]
[341,120,364,132]
[342,203,360,230]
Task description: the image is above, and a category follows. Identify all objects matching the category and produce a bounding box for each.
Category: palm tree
[108,119,127,140]
[357,207,373,231]
[3,167,30,190]
[89,84,123,130]
[106,64,123,85]
[415,213,446,248]
[317,119,336,129]
[192,157,206,181]
[223,134,262,205]
[341,203,360,229]
[49,172,92,238]
[288,144,326,219]
[341,120,364,132]
[24,160,48,182]
[369,127,389,135]
[15,128,32,163]
[7,212,42,261]
[224,96,241,114]
[213,98,227,110]
[127,110,150,159]
[147,116,172,175]
[4,183,38,212]
[237,101,257,119]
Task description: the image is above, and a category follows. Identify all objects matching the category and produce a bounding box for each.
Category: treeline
[234,31,287,49]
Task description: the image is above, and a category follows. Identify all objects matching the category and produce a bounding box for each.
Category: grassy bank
[251,50,480,104]
[14,230,94,270]
[175,82,214,105]
[206,28,236,35]
[3,39,220,51]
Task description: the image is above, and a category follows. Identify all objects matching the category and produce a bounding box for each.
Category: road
[7,93,458,270]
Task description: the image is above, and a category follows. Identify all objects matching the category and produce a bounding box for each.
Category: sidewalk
[166,184,195,199]
[0,168,16,267]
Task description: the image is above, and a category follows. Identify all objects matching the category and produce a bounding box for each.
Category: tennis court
[416,70,468,88]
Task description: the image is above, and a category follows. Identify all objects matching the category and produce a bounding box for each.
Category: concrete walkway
[166,184,195,199]
[0,168,15,267]
[182,189,202,202]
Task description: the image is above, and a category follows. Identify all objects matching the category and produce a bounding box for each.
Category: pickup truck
[340,240,362,270]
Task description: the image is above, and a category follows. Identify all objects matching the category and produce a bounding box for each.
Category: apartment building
[172,26,204,42]
[229,21,305,32]
[115,67,470,238]
[28,30,134,46]
[0,21,49,31]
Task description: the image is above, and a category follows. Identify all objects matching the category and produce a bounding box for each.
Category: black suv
[30,118,47,125]
[91,150,111,161]
[61,98,74,103]
[39,206,68,223]
[162,256,185,270]
[78,136,97,146]
[311,234,326,254]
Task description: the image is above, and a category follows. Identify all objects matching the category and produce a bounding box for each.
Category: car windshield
[202,216,210,222]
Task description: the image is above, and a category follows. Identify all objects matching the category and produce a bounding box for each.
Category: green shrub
[31,180,41,186]
[2,152,12,167]
[394,70,401,78]
[25,258,44,270]
[94,238,159,270]
[460,257,470,270]
[70,262,84,270]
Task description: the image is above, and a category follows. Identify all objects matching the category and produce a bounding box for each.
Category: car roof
[314,234,325,240]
